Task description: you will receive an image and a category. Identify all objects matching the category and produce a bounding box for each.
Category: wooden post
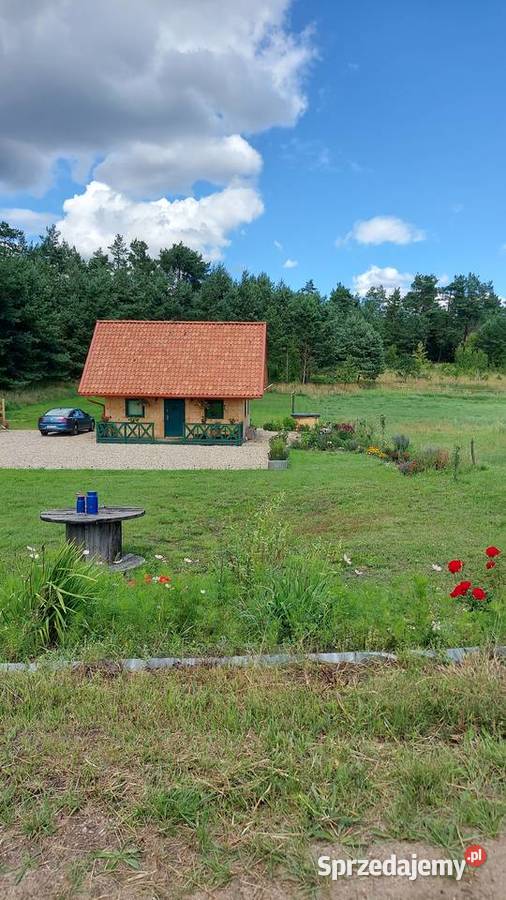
[0,398,5,428]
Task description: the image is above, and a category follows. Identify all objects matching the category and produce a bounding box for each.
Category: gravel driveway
[0,430,269,470]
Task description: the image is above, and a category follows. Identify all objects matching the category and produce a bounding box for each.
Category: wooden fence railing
[96,421,155,443]
[184,423,243,444]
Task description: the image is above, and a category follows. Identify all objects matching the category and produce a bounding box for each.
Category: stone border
[0,646,504,674]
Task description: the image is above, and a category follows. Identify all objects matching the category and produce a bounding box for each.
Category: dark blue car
[38,407,95,436]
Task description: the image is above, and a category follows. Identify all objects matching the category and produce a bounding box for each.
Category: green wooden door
[164,399,185,437]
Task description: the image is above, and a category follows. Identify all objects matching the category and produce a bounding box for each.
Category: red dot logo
[464,845,487,867]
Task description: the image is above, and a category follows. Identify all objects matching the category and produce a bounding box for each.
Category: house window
[205,400,224,420]
[125,398,145,418]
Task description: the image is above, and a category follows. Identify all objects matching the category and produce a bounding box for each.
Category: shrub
[264,418,296,432]
[416,446,450,471]
[268,433,289,460]
[393,434,410,452]
[334,422,355,436]
[455,342,489,375]
[398,460,418,476]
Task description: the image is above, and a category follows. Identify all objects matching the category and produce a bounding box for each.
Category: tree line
[1,220,505,389]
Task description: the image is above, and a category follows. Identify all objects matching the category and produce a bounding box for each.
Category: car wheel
[73,423,79,435]
[89,419,95,432]
[40,431,48,437]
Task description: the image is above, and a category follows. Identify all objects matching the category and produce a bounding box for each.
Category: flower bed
[293,419,452,476]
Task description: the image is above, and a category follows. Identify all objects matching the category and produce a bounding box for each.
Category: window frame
[125,398,145,418]
[204,399,224,420]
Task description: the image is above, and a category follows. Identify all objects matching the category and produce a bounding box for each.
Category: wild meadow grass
[0,498,503,662]
[0,657,504,893]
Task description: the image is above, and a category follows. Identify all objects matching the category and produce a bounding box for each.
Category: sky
[1,0,506,297]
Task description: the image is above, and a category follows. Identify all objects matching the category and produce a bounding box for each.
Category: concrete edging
[0,646,504,674]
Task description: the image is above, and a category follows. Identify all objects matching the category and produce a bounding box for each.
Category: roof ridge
[95,319,267,326]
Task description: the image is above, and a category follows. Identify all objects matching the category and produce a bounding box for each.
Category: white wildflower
[184,557,193,564]
[354,568,364,576]
[154,554,165,560]
[343,554,352,566]
[431,564,442,572]
[152,576,160,583]
[26,546,36,552]
[431,619,442,632]
[29,552,39,560]
[200,589,206,594]
[82,549,90,556]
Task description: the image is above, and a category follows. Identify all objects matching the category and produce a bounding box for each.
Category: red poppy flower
[448,559,463,574]
[486,561,496,570]
[472,587,486,601]
[143,574,153,584]
[450,580,471,597]
[158,575,171,584]
[127,579,136,587]
[485,546,500,558]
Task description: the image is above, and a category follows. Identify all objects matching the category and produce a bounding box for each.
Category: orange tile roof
[79,320,267,398]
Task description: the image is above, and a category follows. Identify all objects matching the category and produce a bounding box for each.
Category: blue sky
[1,0,505,297]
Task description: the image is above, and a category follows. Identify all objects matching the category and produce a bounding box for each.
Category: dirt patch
[1,818,503,899]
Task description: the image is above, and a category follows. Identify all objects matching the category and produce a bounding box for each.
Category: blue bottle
[76,493,86,514]
[86,491,99,515]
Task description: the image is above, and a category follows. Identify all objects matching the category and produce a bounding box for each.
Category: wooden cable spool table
[40,506,146,571]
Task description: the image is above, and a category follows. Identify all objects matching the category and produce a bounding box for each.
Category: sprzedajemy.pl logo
[318,845,487,881]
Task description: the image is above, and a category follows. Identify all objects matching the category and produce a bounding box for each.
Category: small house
[78,320,267,444]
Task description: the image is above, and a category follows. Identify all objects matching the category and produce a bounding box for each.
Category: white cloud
[95,136,262,200]
[353,265,413,296]
[0,207,57,233]
[283,258,298,268]
[338,215,425,247]
[274,239,284,251]
[0,0,312,196]
[56,181,264,260]
[0,0,312,256]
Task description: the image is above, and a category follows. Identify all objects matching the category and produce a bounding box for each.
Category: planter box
[268,458,288,470]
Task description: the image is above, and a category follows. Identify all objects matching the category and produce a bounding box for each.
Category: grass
[1,383,506,660]
[0,380,505,894]
[0,658,504,894]
[3,382,101,429]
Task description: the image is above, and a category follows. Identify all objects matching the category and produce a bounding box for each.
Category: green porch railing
[184,422,243,444]
[97,421,155,443]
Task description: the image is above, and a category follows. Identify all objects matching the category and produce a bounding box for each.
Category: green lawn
[0,384,505,894]
[4,383,100,429]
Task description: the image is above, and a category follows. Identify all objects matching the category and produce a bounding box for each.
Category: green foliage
[475,312,506,368]
[332,313,385,380]
[1,221,503,389]
[0,542,103,655]
[263,417,296,432]
[455,339,489,374]
[268,433,289,460]
[393,433,410,452]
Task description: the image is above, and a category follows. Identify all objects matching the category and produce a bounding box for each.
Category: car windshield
[44,408,73,416]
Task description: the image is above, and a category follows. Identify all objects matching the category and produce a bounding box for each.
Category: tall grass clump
[0,542,105,659]
[221,496,345,650]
